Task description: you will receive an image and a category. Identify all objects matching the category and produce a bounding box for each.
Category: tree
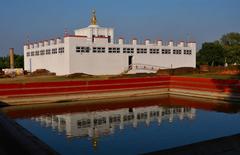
[197,42,225,66]
[14,54,24,68]
[220,32,240,46]
[0,54,23,69]
[220,32,240,65]
[197,32,240,66]
[0,56,9,69]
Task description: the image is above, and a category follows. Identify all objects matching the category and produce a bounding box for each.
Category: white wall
[74,25,114,43]
[24,40,70,75]
[68,37,128,75]
[24,25,196,76]
[67,37,196,75]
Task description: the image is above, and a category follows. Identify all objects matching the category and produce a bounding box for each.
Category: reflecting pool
[5,96,240,155]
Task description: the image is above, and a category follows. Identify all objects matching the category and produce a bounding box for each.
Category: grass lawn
[0,75,110,84]
[178,73,240,80]
[0,73,239,84]
[0,73,160,84]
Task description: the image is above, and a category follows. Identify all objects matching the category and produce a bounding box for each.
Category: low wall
[170,76,240,93]
[0,76,169,97]
[0,76,239,105]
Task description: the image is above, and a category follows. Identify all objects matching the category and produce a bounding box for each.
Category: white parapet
[34,43,38,48]
[24,45,29,51]
[50,39,56,45]
[44,40,49,46]
[39,41,43,47]
[168,40,173,46]
[145,39,150,45]
[187,42,196,48]
[157,40,162,46]
[118,38,124,44]
[29,44,34,49]
[178,41,184,47]
[57,38,62,44]
[132,38,137,45]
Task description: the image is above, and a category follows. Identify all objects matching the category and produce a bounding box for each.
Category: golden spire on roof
[90,9,97,25]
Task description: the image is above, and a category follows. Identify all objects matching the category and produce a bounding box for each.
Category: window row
[137,48,147,54]
[93,47,105,53]
[76,46,90,53]
[123,48,134,53]
[162,49,171,54]
[150,49,160,54]
[108,47,120,53]
[27,47,64,57]
[184,50,192,55]
[74,47,192,55]
[173,49,182,55]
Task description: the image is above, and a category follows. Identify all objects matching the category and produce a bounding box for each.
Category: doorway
[128,56,133,69]
[29,58,32,72]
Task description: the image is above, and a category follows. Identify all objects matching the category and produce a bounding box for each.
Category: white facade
[24,11,196,76]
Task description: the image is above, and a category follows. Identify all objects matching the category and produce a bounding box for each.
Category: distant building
[24,10,196,75]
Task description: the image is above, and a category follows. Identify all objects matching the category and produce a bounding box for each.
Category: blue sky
[0,0,239,55]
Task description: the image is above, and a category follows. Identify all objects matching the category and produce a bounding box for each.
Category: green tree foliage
[197,32,240,66]
[220,32,240,64]
[14,54,24,68]
[197,42,225,66]
[220,32,240,46]
[0,54,24,69]
[0,56,10,69]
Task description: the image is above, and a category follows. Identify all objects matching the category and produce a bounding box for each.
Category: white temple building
[24,10,196,75]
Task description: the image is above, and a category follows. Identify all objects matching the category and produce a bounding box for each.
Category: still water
[8,96,240,154]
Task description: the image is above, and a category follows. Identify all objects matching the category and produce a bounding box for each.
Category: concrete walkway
[145,134,240,155]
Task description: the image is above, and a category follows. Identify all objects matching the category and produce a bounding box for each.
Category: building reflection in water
[31,105,196,144]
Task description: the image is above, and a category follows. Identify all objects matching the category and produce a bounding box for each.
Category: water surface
[6,96,240,155]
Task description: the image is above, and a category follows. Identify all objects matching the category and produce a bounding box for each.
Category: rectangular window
[92,47,105,53]
[93,47,97,53]
[173,49,182,54]
[52,48,57,54]
[76,47,80,52]
[26,52,30,57]
[31,51,35,56]
[35,51,39,56]
[46,49,51,55]
[184,50,192,55]
[137,48,147,54]
[76,46,90,53]
[123,48,134,53]
[162,49,171,54]
[40,50,45,55]
[108,47,120,53]
[58,47,64,53]
[149,49,159,54]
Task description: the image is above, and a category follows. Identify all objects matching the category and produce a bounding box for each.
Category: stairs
[122,63,169,74]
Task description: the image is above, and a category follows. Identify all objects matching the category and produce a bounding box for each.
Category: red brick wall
[0,76,239,97]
